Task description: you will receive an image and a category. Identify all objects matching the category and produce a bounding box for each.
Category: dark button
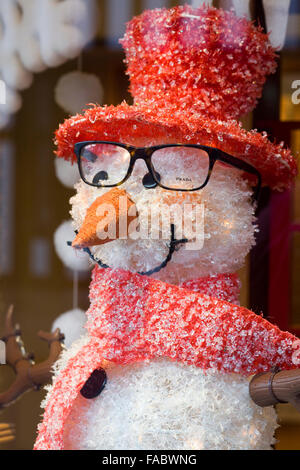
[80,368,107,399]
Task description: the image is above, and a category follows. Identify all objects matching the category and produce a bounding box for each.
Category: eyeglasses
[74,141,262,200]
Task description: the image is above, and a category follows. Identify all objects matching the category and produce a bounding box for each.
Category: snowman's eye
[80,368,107,399]
[80,144,131,186]
[93,170,108,184]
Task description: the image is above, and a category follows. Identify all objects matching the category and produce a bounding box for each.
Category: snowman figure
[35,5,298,450]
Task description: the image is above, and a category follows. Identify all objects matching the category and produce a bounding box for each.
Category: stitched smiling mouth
[68,225,188,276]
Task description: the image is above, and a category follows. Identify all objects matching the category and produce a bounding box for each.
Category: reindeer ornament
[0,305,64,409]
[0,305,64,445]
[35,6,298,450]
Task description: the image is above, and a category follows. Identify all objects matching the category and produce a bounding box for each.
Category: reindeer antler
[0,305,65,409]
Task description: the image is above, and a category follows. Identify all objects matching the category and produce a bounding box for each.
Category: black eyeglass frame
[74,141,262,201]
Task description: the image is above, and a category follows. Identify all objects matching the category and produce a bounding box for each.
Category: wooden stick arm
[250,369,300,412]
[0,306,65,409]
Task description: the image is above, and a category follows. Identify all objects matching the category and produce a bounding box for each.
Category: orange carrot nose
[72,188,138,249]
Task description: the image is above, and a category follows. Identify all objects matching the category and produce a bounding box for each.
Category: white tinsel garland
[0,0,98,128]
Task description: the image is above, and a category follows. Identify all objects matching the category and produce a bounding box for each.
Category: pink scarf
[35,267,298,450]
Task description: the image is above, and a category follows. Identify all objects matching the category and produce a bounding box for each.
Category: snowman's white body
[44,152,278,450]
[55,349,277,450]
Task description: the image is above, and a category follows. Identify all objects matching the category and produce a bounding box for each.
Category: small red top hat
[55,5,297,190]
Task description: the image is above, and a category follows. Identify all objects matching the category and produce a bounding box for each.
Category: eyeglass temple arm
[216,150,262,201]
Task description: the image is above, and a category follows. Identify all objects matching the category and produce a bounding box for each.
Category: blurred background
[0,0,300,450]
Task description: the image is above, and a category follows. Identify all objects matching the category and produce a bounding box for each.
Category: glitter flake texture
[35,267,298,450]
[121,5,276,120]
[35,5,299,451]
[55,5,297,190]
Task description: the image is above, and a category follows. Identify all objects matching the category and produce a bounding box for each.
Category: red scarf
[35,267,297,450]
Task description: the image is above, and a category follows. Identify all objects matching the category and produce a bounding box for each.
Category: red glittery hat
[55,5,297,190]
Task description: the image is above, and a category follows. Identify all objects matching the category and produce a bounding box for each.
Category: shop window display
[0,0,300,453]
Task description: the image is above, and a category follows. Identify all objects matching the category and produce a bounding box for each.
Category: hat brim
[55,102,297,191]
